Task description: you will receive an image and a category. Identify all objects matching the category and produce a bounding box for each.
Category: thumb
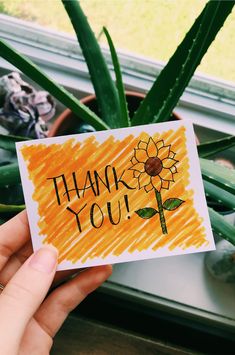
[0,246,58,353]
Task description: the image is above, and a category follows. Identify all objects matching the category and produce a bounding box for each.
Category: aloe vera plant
[0,0,235,246]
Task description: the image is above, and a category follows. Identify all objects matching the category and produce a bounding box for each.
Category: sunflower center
[145,157,163,176]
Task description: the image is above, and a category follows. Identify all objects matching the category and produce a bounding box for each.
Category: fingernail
[29,246,58,274]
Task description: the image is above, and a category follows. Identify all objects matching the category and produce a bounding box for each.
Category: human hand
[0,211,112,354]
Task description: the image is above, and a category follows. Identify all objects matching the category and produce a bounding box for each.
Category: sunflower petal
[134,148,148,163]
[133,170,141,178]
[170,166,178,174]
[159,167,174,181]
[147,137,158,157]
[129,162,145,172]
[138,172,151,189]
[169,150,176,159]
[157,145,171,160]
[151,175,162,191]
[130,156,138,165]
[144,182,154,193]
[161,179,170,190]
[156,140,164,150]
[138,140,147,150]
[162,157,178,169]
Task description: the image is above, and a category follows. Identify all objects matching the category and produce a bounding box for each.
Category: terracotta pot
[49,91,194,139]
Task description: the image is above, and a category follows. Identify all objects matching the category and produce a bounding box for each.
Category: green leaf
[204,180,235,211]
[0,134,29,152]
[0,203,25,213]
[103,27,130,128]
[200,158,235,195]
[0,163,20,187]
[209,208,235,246]
[0,39,109,131]
[163,198,184,211]
[132,1,235,125]
[198,135,235,158]
[0,218,6,225]
[62,0,121,128]
[135,207,158,219]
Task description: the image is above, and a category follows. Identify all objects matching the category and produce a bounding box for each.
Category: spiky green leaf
[0,163,20,187]
[0,203,25,213]
[0,217,6,225]
[198,135,235,158]
[204,180,235,211]
[200,158,235,195]
[62,0,121,128]
[0,134,29,152]
[209,208,235,246]
[0,39,109,131]
[103,27,130,127]
[132,1,235,125]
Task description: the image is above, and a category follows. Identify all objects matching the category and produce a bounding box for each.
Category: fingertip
[104,264,113,277]
[91,264,113,285]
[42,244,59,257]
[29,246,58,274]
[94,264,113,274]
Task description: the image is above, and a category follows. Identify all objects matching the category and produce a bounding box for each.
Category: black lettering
[113,168,135,191]
[63,171,80,200]
[83,171,97,197]
[107,201,121,225]
[94,165,111,195]
[90,203,104,228]
[47,174,65,205]
[66,204,87,232]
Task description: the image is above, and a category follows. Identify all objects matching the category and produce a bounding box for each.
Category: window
[0,2,235,135]
[0,0,235,83]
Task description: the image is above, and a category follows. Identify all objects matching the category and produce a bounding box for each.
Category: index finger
[0,210,30,270]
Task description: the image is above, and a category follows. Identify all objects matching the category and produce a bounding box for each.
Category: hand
[0,211,112,354]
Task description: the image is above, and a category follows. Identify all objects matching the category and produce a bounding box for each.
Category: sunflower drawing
[130,137,184,234]
[129,138,178,193]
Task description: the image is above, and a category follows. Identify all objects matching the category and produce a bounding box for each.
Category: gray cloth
[0,72,55,138]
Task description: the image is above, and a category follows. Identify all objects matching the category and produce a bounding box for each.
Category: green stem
[155,189,168,234]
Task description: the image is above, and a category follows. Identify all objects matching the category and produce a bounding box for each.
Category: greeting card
[16,121,215,270]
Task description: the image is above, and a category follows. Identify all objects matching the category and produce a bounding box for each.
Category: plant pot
[49,91,189,137]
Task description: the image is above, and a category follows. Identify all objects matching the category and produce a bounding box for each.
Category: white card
[16,121,215,270]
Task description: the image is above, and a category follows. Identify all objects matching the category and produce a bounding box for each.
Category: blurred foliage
[0,0,235,83]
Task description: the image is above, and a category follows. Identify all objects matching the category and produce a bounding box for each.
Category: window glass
[0,0,235,84]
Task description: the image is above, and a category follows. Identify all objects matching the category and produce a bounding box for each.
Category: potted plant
[0,0,235,248]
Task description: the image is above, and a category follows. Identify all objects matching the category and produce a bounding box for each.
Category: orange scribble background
[21,126,208,264]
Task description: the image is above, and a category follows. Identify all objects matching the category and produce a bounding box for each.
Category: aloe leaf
[209,208,235,246]
[0,203,25,213]
[204,180,235,211]
[200,158,235,195]
[103,27,130,127]
[0,163,20,187]
[198,135,235,158]
[62,0,121,128]
[0,40,109,131]
[0,218,6,225]
[132,1,235,125]
[0,134,29,152]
